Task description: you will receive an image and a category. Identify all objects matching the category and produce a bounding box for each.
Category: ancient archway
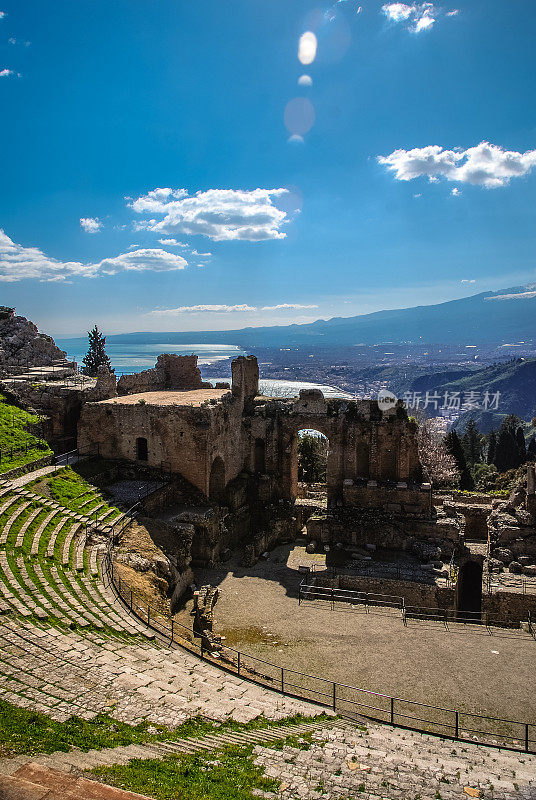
[136,437,148,461]
[209,456,226,503]
[456,560,483,620]
[293,428,330,502]
[254,438,266,473]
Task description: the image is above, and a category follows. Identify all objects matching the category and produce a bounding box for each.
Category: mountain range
[109,284,536,348]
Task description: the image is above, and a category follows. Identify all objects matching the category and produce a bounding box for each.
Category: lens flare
[284,97,315,137]
[298,31,317,65]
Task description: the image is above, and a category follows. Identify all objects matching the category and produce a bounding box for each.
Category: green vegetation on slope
[0,393,51,473]
[0,698,326,758]
[26,465,121,520]
[91,745,284,800]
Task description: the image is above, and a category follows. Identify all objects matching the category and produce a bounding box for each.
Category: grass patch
[0,393,51,473]
[90,745,279,800]
[27,466,119,519]
[0,698,331,758]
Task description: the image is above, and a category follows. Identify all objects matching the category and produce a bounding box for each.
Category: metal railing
[100,547,536,754]
[0,439,50,464]
[299,576,535,631]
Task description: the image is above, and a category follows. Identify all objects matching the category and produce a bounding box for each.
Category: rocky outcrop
[488,464,536,569]
[0,310,67,372]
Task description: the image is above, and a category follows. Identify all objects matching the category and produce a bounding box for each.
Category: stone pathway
[254,720,536,800]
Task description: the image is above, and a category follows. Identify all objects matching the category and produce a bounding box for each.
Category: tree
[81,325,112,377]
[486,429,496,465]
[527,435,536,461]
[516,426,527,464]
[493,415,524,473]
[298,433,328,482]
[462,419,482,467]
[444,429,473,489]
[471,462,498,492]
[417,417,457,486]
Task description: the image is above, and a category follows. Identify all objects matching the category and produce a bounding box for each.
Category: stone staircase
[0,718,340,777]
[0,483,149,639]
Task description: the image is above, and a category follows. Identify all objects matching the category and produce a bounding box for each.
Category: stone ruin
[76,351,536,624]
[1,315,534,627]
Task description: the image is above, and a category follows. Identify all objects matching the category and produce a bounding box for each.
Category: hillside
[106,284,536,348]
[411,358,536,432]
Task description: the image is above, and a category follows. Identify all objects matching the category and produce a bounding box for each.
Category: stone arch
[456,560,483,620]
[136,436,148,461]
[209,456,226,503]
[355,439,370,479]
[286,425,332,502]
[379,435,398,481]
[254,438,266,473]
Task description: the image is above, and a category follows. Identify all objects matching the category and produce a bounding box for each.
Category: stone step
[62,523,82,566]
[15,506,42,549]
[0,501,31,546]
[30,509,62,556]
[46,516,71,559]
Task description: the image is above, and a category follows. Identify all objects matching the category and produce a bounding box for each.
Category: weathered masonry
[77,354,428,512]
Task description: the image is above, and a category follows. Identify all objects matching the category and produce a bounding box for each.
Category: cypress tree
[516,426,527,464]
[527,435,536,461]
[444,430,473,490]
[493,415,523,473]
[487,429,496,465]
[81,325,112,377]
[462,419,482,467]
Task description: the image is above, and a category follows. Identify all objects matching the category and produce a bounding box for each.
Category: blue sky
[0,0,535,335]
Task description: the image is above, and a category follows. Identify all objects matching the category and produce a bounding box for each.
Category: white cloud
[151,301,318,315]
[378,141,536,188]
[191,249,212,257]
[127,187,187,213]
[383,3,414,21]
[80,217,102,233]
[151,304,256,315]
[261,303,319,311]
[0,68,15,77]
[0,229,187,282]
[298,74,313,87]
[130,187,291,241]
[298,31,317,65]
[0,11,5,19]
[461,279,475,283]
[381,3,457,32]
[450,187,461,196]
[95,248,187,275]
[158,237,187,247]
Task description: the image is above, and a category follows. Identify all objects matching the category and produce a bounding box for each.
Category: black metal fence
[0,439,50,464]
[298,578,535,631]
[101,547,536,754]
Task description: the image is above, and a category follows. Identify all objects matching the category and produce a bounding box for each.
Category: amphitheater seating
[0,478,153,641]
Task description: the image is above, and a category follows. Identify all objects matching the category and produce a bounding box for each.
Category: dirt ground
[179,543,536,724]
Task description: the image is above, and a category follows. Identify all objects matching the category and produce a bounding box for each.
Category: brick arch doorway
[456,560,483,621]
[292,428,330,504]
[209,456,226,504]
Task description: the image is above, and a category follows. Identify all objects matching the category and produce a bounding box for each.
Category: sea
[56,338,352,399]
